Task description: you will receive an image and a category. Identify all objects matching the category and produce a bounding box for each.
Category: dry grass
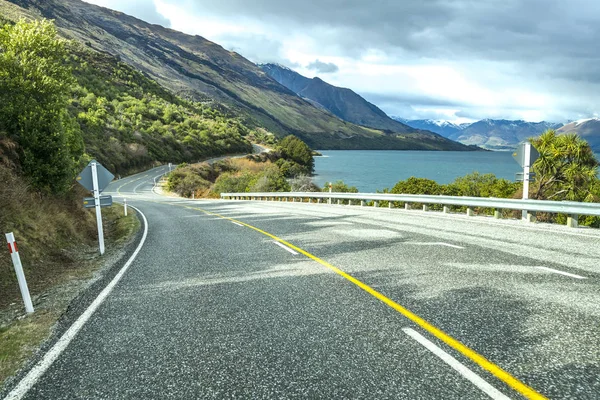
[0,164,140,387]
[227,158,272,173]
[0,309,60,385]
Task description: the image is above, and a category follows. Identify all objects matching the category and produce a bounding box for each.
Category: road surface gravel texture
[3,165,599,399]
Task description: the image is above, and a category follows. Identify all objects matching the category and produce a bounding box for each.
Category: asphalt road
[4,165,600,399]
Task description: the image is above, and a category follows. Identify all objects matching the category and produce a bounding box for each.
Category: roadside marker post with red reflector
[5,232,34,314]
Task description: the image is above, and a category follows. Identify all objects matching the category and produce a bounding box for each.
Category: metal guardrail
[220,192,600,228]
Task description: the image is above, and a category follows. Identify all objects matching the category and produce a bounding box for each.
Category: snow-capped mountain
[557,118,600,151]
[391,118,466,138]
[394,118,563,150]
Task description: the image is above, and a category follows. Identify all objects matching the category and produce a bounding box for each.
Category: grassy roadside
[0,204,140,387]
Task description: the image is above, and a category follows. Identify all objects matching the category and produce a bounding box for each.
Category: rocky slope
[261,63,415,134]
[4,0,474,151]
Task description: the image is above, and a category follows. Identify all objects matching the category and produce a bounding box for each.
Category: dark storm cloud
[307,60,339,74]
[167,0,600,83]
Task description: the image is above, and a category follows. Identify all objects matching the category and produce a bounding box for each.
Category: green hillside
[2,0,475,151]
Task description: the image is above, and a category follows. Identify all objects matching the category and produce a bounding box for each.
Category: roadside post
[328,182,332,205]
[513,142,539,220]
[5,233,34,313]
[168,162,172,172]
[124,198,128,216]
[76,160,114,255]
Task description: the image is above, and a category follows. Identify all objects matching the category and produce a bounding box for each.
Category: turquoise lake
[313,150,600,193]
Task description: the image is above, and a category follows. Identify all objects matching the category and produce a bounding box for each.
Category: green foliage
[213,171,257,194]
[322,180,358,193]
[276,135,314,175]
[390,177,443,195]
[67,42,254,175]
[531,130,599,202]
[444,172,519,198]
[0,19,83,193]
[248,165,291,192]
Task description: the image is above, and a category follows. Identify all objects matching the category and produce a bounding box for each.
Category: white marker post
[91,161,105,255]
[168,162,172,172]
[328,182,332,205]
[124,198,128,217]
[522,142,531,220]
[5,232,34,314]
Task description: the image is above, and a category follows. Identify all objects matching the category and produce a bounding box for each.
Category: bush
[290,175,320,192]
[0,19,84,193]
[276,135,314,174]
[212,171,258,194]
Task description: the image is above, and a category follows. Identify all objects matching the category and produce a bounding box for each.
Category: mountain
[392,118,466,138]
[557,118,600,151]
[2,0,474,152]
[455,120,562,150]
[397,118,562,150]
[261,63,417,134]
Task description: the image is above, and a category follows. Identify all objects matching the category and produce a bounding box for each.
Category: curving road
[4,165,600,399]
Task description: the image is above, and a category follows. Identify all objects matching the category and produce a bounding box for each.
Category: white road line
[272,240,299,255]
[4,206,149,400]
[535,266,587,280]
[133,180,148,194]
[410,242,465,249]
[231,221,244,227]
[402,328,511,400]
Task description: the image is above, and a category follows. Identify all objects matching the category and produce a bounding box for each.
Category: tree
[445,172,518,198]
[390,177,442,195]
[0,19,83,193]
[276,135,314,173]
[531,130,599,201]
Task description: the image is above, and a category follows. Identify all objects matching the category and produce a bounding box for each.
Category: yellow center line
[176,202,546,399]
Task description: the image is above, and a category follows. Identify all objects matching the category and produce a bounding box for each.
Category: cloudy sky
[82,0,600,123]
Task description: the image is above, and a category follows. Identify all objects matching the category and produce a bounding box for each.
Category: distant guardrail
[220,192,600,228]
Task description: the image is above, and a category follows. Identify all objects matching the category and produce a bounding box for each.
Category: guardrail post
[317,198,321,204]
[374,201,379,208]
[360,200,365,207]
[338,199,341,205]
[388,202,393,209]
[494,209,501,219]
[423,205,429,212]
[467,207,474,216]
[443,205,449,213]
[405,203,410,210]
[5,233,34,314]
[567,214,579,228]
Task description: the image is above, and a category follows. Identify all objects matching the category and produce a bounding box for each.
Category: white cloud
[85,0,600,123]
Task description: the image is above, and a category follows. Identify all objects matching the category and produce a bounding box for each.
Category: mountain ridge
[395,117,571,150]
[4,0,475,151]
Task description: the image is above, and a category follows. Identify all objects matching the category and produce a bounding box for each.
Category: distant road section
[4,164,599,399]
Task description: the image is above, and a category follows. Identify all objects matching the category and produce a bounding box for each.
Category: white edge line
[434,242,465,249]
[409,242,465,249]
[231,221,244,227]
[402,328,511,400]
[272,240,299,255]
[4,206,149,400]
[535,266,587,280]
